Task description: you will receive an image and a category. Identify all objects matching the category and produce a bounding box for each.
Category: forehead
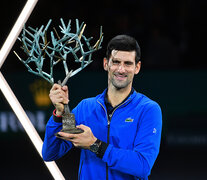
[111,50,136,61]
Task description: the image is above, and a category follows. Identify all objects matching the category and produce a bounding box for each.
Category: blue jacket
[42,89,162,180]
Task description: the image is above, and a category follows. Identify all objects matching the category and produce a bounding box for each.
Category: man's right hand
[49,83,69,116]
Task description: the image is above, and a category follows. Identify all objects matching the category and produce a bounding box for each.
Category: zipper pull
[108,114,112,125]
[107,121,110,126]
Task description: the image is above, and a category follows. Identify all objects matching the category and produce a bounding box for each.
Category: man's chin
[112,81,128,90]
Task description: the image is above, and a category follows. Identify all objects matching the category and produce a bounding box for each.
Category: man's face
[104,50,141,90]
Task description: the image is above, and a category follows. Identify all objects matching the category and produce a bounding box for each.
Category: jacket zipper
[106,113,112,180]
[97,99,130,180]
[97,101,110,180]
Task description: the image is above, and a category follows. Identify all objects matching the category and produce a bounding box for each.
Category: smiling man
[104,49,141,107]
[42,35,162,180]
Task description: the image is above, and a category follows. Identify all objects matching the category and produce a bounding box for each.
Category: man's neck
[107,85,132,107]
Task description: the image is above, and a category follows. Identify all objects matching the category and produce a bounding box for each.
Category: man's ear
[135,61,141,75]
[103,57,108,71]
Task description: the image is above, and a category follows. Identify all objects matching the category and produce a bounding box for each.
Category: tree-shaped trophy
[14,18,103,137]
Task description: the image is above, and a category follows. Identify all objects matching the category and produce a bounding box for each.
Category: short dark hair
[106,35,141,64]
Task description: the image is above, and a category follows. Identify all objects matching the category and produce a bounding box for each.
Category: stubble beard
[111,75,131,90]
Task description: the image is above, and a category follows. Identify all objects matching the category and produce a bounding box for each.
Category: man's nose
[117,63,126,73]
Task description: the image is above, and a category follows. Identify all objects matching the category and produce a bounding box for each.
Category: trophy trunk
[61,112,84,134]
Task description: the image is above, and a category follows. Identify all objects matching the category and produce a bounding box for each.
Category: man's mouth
[114,73,127,81]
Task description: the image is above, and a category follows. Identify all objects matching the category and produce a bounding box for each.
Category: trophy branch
[13,18,103,135]
[14,18,103,85]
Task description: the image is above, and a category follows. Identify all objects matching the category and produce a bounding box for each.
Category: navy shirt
[104,88,134,115]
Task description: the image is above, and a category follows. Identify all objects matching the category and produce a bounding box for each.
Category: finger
[51,83,61,91]
[55,95,68,104]
[49,90,62,100]
[52,89,68,101]
[76,124,89,131]
[62,86,69,102]
[61,85,68,92]
[50,90,68,103]
[51,89,65,96]
[58,132,78,139]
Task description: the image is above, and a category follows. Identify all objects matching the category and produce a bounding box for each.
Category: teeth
[115,73,126,76]
[117,74,126,77]
[115,74,127,79]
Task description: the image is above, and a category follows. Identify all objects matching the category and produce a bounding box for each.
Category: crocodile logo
[125,117,134,122]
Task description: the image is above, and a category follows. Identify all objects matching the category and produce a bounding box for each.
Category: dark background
[0,0,207,179]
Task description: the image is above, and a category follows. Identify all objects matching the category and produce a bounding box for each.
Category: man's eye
[112,60,119,64]
[125,62,133,66]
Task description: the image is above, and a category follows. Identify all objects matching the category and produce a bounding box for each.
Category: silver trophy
[14,18,103,136]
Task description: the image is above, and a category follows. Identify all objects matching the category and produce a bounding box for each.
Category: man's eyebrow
[111,58,120,61]
[125,61,133,63]
[111,58,133,63]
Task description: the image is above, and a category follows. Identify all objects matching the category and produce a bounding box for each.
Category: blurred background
[0,0,207,179]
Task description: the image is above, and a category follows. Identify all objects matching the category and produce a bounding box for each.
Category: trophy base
[55,128,84,138]
[61,128,84,134]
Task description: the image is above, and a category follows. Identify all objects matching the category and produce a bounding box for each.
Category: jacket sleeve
[42,115,73,161]
[101,103,162,178]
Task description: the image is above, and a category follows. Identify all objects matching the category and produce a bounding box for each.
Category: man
[42,35,162,180]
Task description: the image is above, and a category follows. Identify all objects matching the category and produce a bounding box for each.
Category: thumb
[76,124,89,131]
[62,85,68,91]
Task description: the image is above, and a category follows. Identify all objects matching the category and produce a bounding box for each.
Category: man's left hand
[57,124,97,149]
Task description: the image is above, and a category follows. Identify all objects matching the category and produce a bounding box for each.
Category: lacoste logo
[125,117,134,122]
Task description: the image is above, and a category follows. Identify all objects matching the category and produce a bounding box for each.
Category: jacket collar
[97,88,137,109]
